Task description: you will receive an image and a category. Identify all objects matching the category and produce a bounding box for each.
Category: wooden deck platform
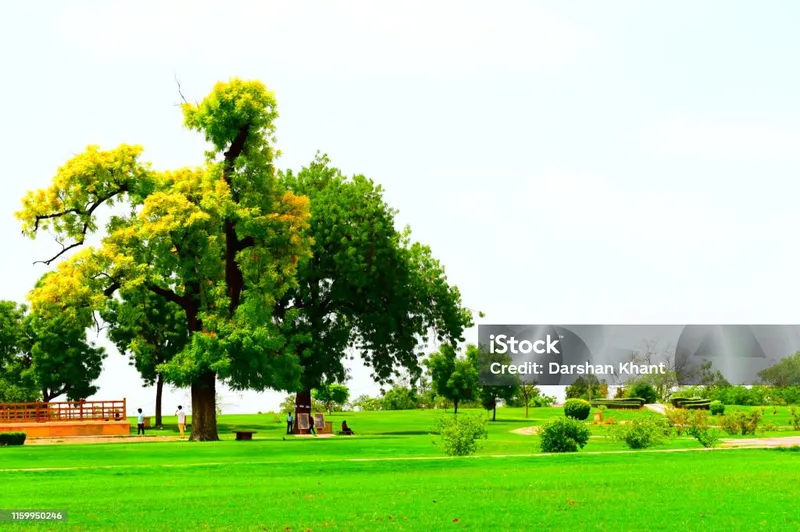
[0,420,131,438]
[0,398,131,438]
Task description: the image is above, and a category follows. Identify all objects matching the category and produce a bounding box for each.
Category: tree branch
[146,284,188,310]
[223,126,250,177]
[34,240,85,266]
[175,73,189,104]
[236,236,255,252]
[32,185,129,266]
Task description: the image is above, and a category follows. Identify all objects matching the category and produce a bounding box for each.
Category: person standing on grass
[137,408,145,435]
[308,413,317,436]
[286,411,294,434]
[176,405,187,438]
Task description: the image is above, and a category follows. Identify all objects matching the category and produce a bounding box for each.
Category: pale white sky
[2,1,799,413]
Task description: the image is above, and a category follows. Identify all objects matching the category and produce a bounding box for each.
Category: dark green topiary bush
[710,400,725,415]
[591,398,646,409]
[539,417,591,453]
[0,432,27,446]
[564,398,591,420]
[671,397,711,409]
[628,383,658,404]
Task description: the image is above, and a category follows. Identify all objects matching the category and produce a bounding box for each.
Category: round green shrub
[710,400,725,415]
[564,398,591,420]
[628,383,658,404]
[539,417,591,453]
[612,418,668,449]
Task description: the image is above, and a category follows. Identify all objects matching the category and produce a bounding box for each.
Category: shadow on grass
[217,423,282,432]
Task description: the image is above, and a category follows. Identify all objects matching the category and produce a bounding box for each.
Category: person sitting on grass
[341,420,354,435]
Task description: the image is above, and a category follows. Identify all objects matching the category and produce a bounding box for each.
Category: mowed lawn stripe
[0,444,794,473]
[1,450,799,531]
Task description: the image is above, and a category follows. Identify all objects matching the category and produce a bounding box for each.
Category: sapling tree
[312,383,350,414]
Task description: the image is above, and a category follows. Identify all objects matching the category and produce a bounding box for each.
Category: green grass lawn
[2,406,800,531]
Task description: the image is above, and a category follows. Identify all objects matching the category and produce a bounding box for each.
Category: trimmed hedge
[591,397,646,409]
[564,399,591,420]
[670,397,711,409]
[0,432,26,446]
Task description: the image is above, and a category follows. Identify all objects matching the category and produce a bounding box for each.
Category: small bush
[564,399,591,420]
[0,432,27,446]
[789,406,800,431]
[686,410,720,448]
[689,425,720,447]
[612,418,669,449]
[539,417,591,453]
[431,414,488,456]
[721,410,763,435]
[709,401,724,416]
[720,413,741,435]
[664,406,690,435]
[627,383,658,404]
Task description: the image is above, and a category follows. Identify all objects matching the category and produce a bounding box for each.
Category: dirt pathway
[510,426,539,435]
[644,403,667,414]
[721,436,800,448]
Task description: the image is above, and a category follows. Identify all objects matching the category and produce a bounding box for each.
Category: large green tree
[101,285,189,427]
[0,298,104,403]
[0,301,38,403]
[758,352,800,386]
[17,79,312,440]
[277,155,474,426]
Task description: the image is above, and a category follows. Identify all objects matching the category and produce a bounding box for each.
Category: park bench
[233,430,256,441]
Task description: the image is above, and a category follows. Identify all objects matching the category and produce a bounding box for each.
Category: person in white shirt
[137,408,145,435]
[175,405,187,438]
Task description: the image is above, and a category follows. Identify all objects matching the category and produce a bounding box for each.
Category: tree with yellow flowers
[17,79,312,440]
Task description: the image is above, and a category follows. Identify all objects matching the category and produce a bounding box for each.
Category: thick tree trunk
[492,403,497,421]
[155,373,164,428]
[524,400,529,419]
[190,371,219,441]
[294,389,312,434]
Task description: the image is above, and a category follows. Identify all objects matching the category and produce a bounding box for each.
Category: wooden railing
[0,399,127,423]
